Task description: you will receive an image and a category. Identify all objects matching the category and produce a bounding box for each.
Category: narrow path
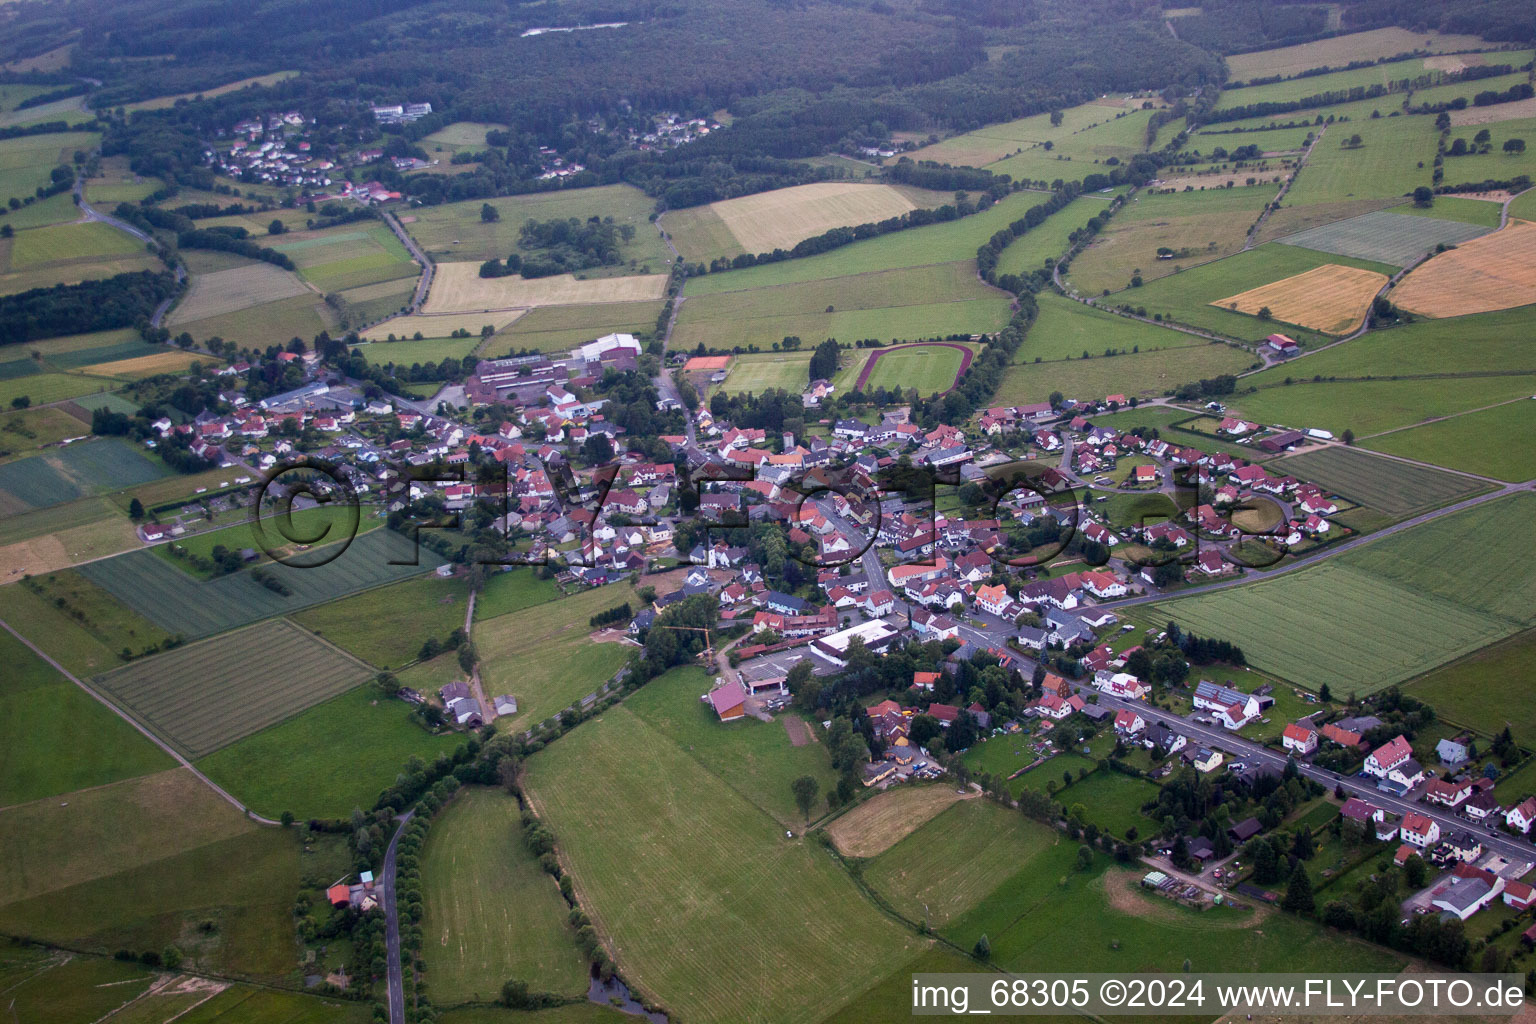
[0,617,281,825]
[1355,394,1534,441]
[1242,125,1325,252]
[381,809,415,1024]
[380,210,434,312]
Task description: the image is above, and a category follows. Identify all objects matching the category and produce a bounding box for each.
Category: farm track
[0,616,281,825]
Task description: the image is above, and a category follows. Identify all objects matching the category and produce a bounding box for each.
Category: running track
[852,341,973,394]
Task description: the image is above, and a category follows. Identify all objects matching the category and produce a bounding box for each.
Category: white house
[1282,723,1318,755]
[1363,735,1412,778]
[1399,812,1440,848]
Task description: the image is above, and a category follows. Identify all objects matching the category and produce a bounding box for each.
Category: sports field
[712,351,812,395]
[1274,445,1488,516]
[422,263,667,314]
[292,571,466,667]
[1211,262,1388,334]
[80,527,442,639]
[1363,399,1536,482]
[524,705,921,1024]
[852,342,969,394]
[93,618,371,758]
[1068,187,1264,294]
[1224,28,1491,80]
[168,263,312,324]
[420,788,591,1001]
[995,339,1253,405]
[0,437,169,515]
[196,684,456,821]
[1147,494,1536,694]
[1278,209,1490,266]
[474,584,636,729]
[665,182,942,260]
[1234,374,1536,439]
[1391,219,1536,317]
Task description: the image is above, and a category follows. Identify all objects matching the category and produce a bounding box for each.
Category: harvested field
[1391,218,1536,317]
[1449,96,1536,126]
[93,619,371,758]
[421,263,666,314]
[1225,28,1493,80]
[167,263,310,324]
[1279,209,1489,266]
[80,350,213,379]
[0,512,139,576]
[825,785,966,858]
[703,182,923,254]
[1274,445,1488,516]
[1211,262,1388,333]
[362,309,523,342]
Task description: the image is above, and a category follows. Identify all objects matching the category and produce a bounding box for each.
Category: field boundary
[853,341,974,393]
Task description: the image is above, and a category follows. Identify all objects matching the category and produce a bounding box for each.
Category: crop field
[487,298,662,354]
[1363,399,1536,482]
[623,667,839,827]
[80,527,441,638]
[1119,241,1395,343]
[1068,188,1264,294]
[524,705,920,1024]
[353,335,480,368]
[124,71,298,111]
[673,260,1010,350]
[272,223,418,292]
[474,584,637,729]
[168,263,311,324]
[93,619,370,758]
[710,350,810,395]
[0,437,168,515]
[292,572,466,667]
[1224,28,1493,81]
[1391,219,1536,317]
[851,342,969,394]
[173,291,338,348]
[1404,628,1536,738]
[671,182,943,259]
[403,184,669,268]
[1212,262,1388,333]
[684,190,1054,296]
[1275,445,1488,516]
[1018,294,1207,363]
[1283,116,1438,207]
[996,339,1253,405]
[0,628,171,806]
[823,785,966,858]
[1147,494,1536,694]
[421,788,591,1001]
[1278,208,1490,266]
[196,683,455,820]
[865,800,1056,929]
[422,263,667,315]
[986,109,1158,185]
[1236,374,1536,439]
[84,349,214,379]
[8,221,142,268]
[363,309,523,341]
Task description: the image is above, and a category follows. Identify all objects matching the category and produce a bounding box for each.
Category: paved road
[0,617,280,825]
[72,178,187,326]
[382,809,416,1024]
[381,210,434,312]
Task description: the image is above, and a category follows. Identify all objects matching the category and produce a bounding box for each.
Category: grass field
[1274,445,1489,515]
[292,572,466,668]
[114,985,370,1024]
[683,190,1054,296]
[623,666,839,827]
[94,618,373,758]
[0,371,128,407]
[1086,406,1257,458]
[894,99,1127,168]
[1283,116,1439,207]
[125,71,298,111]
[1234,374,1536,439]
[421,121,506,154]
[1055,770,1162,837]
[0,950,155,1023]
[0,628,171,806]
[272,223,418,293]
[823,785,966,858]
[1146,494,1536,694]
[1363,399,1536,481]
[196,683,456,820]
[332,275,417,327]
[852,342,968,395]
[168,263,311,324]
[995,339,1253,405]
[80,527,441,638]
[1212,262,1388,333]
[1224,28,1493,80]
[403,184,669,269]
[1403,628,1536,737]
[1392,195,1505,228]
[474,584,636,730]
[8,221,142,268]
[421,788,591,1002]
[352,335,480,369]
[422,263,667,314]
[986,109,1158,186]
[1391,218,1536,317]
[485,298,663,355]
[363,309,524,341]
[524,705,920,1024]
[171,292,337,349]
[664,182,947,261]
[865,799,1056,928]
[0,437,169,515]
[996,194,1110,279]
[1278,209,1489,266]
[472,566,562,620]
[8,567,172,666]
[673,260,1010,350]
[1018,295,1205,364]
[0,404,89,455]
[1068,187,1266,295]
[1118,241,1395,343]
[155,506,381,578]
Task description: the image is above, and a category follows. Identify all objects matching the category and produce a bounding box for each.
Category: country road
[381,210,434,311]
[72,177,187,327]
[382,809,415,1024]
[0,617,281,826]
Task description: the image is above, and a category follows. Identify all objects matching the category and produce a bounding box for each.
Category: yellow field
[361,309,525,342]
[126,71,298,111]
[168,263,311,324]
[420,263,666,313]
[80,350,216,380]
[704,182,921,254]
[1226,28,1494,81]
[825,786,967,858]
[1212,263,1388,333]
[1450,97,1536,126]
[1391,219,1536,318]
[0,514,140,577]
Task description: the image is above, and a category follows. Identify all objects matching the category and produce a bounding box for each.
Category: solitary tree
[1283,863,1315,915]
[1412,185,1435,208]
[1341,428,1355,446]
[128,497,145,520]
[974,933,992,959]
[790,775,819,823]
[1504,138,1527,155]
[480,202,500,223]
